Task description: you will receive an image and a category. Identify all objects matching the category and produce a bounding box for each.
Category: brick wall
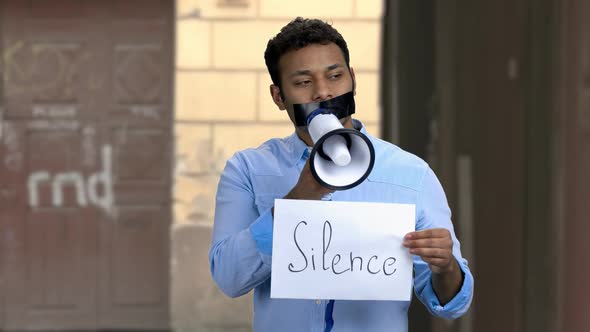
[172,1,382,330]
[174,0,383,226]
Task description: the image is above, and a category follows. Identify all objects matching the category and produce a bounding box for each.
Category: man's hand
[272,160,333,217]
[284,159,333,201]
[403,228,463,304]
[403,228,455,274]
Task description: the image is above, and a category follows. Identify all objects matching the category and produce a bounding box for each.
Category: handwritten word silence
[288,220,398,276]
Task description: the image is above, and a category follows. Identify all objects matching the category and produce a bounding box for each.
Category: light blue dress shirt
[209,121,474,332]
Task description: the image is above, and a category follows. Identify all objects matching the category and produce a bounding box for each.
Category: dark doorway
[382,1,559,331]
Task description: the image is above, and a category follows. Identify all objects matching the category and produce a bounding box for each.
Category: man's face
[270,42,355,130]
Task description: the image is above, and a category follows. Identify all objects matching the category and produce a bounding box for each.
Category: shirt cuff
[422,257,474,319]
[249,207,274,257]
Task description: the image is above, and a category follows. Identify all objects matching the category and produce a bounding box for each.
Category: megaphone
[307,112,375,190]
[293,92,375,190]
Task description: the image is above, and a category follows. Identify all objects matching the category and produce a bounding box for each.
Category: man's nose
[312,79,332,102]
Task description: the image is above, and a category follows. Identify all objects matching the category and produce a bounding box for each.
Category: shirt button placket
[311,299,325,332]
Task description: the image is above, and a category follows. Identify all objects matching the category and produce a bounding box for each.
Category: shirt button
[315,300,321,305]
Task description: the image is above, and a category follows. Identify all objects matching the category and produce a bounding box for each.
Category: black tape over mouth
[292,91,356,127]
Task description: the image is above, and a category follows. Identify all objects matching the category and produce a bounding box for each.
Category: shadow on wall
[172,223,253,332]
[174,137,228,224]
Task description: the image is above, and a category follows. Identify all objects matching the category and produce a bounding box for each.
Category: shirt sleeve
[412,167,474,319]
[208,153,273,298]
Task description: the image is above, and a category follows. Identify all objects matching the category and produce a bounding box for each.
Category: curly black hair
[264,17,350,89]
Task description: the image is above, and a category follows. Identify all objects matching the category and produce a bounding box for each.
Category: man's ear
[270,84,286,110]
[349,67,357,96]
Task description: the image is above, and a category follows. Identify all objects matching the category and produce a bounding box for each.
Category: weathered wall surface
[0,2,172,329]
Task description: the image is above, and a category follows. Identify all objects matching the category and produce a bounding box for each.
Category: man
[209,17,473,331]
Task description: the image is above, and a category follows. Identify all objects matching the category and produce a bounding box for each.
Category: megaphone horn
[307,112,375,191]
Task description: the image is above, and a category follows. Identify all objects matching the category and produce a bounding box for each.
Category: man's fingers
[408,247,449,259]
[404,228,459,274]
[420,257,450,268]
[405,228,450,240]
[403,238,452,249]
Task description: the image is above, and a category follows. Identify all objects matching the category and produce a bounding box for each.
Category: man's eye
[329,73,342,80]
[295,80,311,86]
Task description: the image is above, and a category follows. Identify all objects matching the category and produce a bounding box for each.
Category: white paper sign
[271,199,415,301]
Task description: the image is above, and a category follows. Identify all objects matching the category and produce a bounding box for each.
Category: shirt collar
[285,119,368,167]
